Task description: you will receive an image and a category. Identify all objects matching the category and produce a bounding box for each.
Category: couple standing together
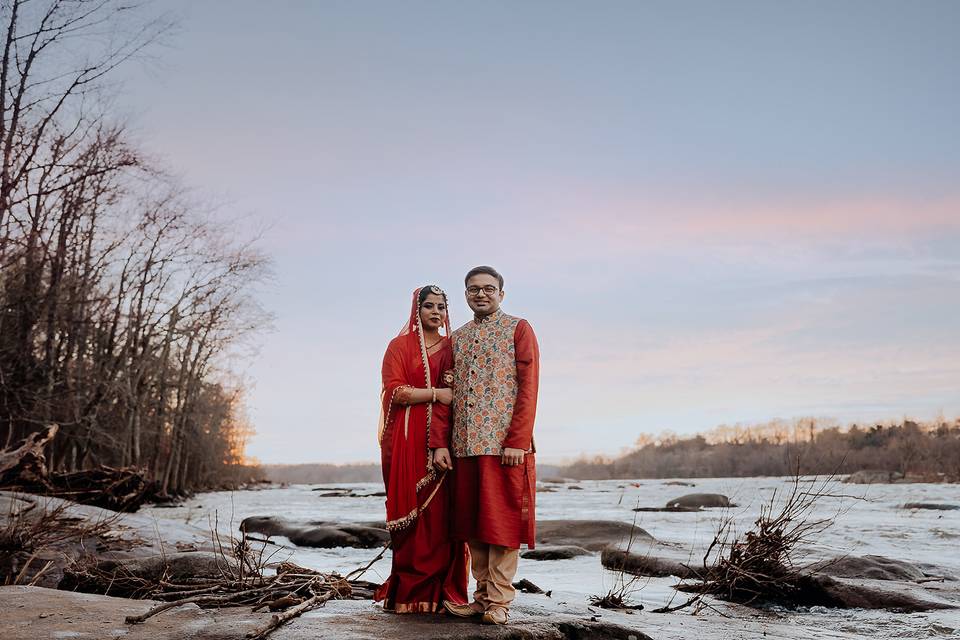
[375,265,539,625]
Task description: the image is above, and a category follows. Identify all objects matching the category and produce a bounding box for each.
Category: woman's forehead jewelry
[429,285,444,295]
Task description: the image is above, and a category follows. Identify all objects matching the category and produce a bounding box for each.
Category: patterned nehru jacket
[450,309,522,457]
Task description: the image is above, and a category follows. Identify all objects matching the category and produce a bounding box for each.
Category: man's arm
[503,319,539,452]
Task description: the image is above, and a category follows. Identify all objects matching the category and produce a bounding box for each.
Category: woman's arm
[396,386,452,405]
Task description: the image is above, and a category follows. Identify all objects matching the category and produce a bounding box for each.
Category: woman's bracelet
[431,388,437,403]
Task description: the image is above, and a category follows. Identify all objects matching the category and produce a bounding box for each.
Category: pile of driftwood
[64,535,380,640]
[678,476,834,607]
[128,562,376,640]
[0,426,154,512]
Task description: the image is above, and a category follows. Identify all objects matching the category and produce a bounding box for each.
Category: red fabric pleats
[376,341,467,612]
[375,476,470,612]
[451,454,537,549]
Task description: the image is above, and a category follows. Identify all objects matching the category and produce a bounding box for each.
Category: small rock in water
[902,503,960,511]
[665,493,735,509]
[513,578,544,594]
[522,545,591,560]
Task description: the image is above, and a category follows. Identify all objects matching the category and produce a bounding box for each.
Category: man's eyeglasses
[466,285,499,296]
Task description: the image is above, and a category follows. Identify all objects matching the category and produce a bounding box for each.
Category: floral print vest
[450,310,521,457]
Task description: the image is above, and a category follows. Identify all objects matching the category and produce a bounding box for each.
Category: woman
[375,285,469,613]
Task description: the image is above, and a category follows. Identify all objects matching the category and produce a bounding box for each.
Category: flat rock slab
[0,586,653,640]
[278,599,653,640]
[0,585,266,640]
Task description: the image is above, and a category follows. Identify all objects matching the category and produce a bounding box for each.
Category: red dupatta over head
[378,287,452,531]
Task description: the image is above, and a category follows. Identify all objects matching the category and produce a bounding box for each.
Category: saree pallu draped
[375,331,469,613]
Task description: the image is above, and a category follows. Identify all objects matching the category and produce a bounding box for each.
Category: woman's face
[419,293,447,331]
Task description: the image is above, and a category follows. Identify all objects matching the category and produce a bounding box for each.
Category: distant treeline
[263,462,567,485]
[560,418,960,481]
[0,3,267,495]
[263,464,383,485]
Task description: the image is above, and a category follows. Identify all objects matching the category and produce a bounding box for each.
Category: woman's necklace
[425,336,443,350]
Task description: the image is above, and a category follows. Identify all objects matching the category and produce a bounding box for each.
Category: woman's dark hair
[464,265,504,289]
[418,285,447,305]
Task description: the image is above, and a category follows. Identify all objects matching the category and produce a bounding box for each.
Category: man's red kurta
[431,315,539,549]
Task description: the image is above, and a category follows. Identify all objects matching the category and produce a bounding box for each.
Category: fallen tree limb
[246,591,336,640]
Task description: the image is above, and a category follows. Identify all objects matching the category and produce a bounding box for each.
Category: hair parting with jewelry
[418,284,447,306]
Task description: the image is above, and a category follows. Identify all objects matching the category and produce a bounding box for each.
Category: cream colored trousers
[468,541,520,611]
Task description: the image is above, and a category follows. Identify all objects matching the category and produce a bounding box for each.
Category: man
[430,265,539,625]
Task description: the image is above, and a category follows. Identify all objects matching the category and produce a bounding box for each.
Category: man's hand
[435,388,453,406]
[501,447,525,466]
[433,448,453,471]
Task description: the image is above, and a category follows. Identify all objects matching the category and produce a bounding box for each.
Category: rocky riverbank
[3,480,959,640]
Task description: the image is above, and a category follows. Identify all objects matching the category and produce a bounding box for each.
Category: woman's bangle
[432,388,437,403]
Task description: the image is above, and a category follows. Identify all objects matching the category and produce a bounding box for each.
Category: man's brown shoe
[443,600,484,617]
[481,608,508,625]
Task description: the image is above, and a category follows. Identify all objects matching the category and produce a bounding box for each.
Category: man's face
[465,273,504,316]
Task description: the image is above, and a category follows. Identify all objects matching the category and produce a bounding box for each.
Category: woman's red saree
[374,288,469,613]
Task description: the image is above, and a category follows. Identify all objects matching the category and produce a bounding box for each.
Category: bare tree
[0,1,270,498]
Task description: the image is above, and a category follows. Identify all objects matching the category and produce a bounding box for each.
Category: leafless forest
[562,418,960,481]
[0,1,268,496]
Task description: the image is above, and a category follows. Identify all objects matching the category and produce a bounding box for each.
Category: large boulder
[601,548,701,579]
[536,520,654,552]
[808,575,956,612]
[240,516,389,549]
[807,555,926,581]
[666,493,734,509]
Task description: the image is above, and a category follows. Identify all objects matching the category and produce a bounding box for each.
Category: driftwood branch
[246,591,336,640]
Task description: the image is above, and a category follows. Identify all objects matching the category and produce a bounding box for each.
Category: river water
[142,476,960,638]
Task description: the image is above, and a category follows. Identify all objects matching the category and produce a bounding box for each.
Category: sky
[117,1,960,464]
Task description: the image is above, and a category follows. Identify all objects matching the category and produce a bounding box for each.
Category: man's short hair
[464,265,504,290]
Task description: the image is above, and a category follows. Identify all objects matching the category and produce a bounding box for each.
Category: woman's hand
[435,387,453,406]
[433,448,453,471]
